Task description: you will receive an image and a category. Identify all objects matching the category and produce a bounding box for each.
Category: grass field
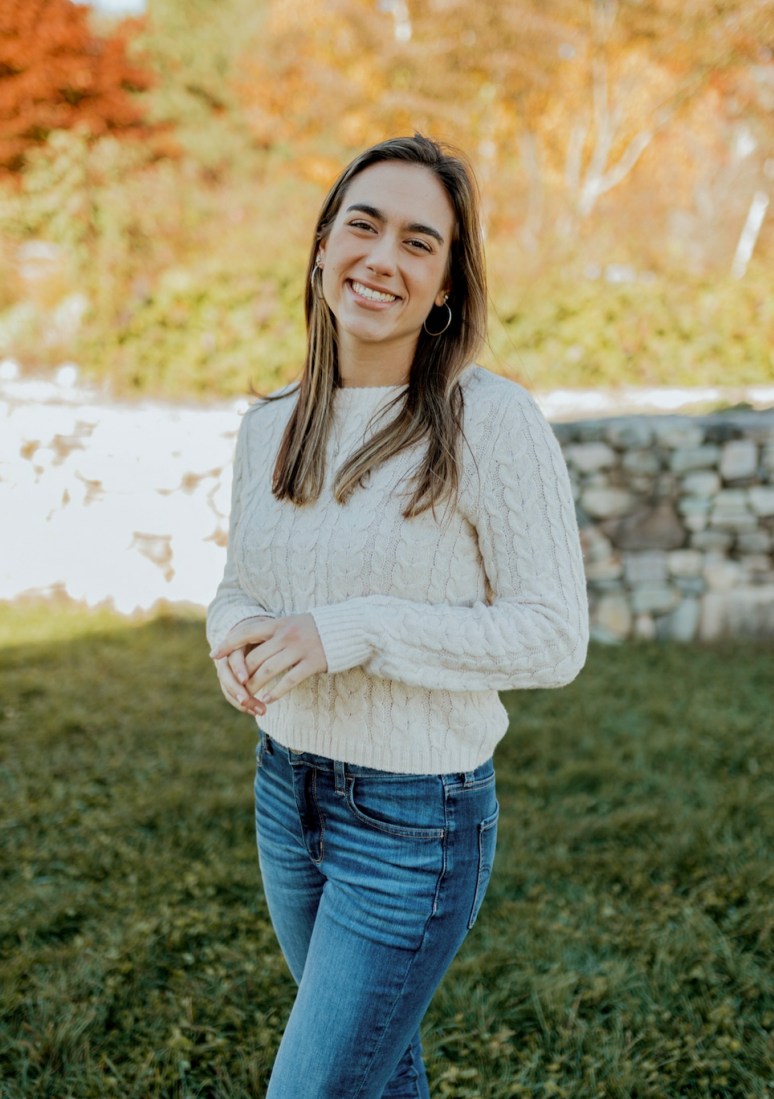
[0,602,772,1098]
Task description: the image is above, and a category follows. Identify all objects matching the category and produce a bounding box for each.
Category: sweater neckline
[335,383,407,394]
[334,364,475,397]
[330,365,477,415]
[333,384,407,413]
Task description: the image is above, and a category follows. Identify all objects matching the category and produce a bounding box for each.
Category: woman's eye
[407,238,432,253]
[350,220,375,232]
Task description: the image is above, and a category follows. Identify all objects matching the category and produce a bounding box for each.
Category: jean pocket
[468,802,499,929]
[345,775,446,841]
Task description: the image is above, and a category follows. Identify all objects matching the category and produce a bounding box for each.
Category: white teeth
[351,280,397,303]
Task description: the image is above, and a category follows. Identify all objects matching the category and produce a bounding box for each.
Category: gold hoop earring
[423,300,452,337]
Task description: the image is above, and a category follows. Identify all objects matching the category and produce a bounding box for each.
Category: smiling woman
[267,136,489,518]
[206,134,588,1099]
[317,161,455,383]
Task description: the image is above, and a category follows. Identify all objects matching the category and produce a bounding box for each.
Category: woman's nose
[365,234,398,274]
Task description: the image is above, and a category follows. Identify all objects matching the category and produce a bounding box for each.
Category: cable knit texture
[207,365,588,774]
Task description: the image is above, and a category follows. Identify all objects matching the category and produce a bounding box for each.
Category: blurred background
[1,0,773,400]
[2,9,774,1096]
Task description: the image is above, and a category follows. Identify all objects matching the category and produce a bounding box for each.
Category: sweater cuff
[310,600,373,674]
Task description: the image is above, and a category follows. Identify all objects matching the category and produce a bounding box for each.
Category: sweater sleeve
[310,391,588,691]
[206,411,274,652]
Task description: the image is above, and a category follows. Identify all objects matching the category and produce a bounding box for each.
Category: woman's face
[318,161,455,369]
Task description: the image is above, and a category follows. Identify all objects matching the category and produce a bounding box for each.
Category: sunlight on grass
[0,598,201,648]
[1,603,772,1097]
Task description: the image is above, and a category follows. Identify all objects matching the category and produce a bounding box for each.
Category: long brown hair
[272,134,488,517]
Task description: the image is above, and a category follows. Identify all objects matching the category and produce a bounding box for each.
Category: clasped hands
[210,613,327,717]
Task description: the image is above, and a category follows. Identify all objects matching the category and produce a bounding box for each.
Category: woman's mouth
[349,280,398,304]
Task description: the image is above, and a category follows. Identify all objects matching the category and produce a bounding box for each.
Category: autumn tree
[234,0,576,181]
[540,0,774,215]
[0,0,152,174]
[232,0,773,269]
[136,0,266,174]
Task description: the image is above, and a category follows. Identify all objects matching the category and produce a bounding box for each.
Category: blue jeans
[253,731,499,1099]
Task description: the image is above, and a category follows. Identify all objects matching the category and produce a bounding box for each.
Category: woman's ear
[434,287,450,307]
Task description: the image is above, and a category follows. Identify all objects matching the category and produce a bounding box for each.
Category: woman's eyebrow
[345,203,445,245]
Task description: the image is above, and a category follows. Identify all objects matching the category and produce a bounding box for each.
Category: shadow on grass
[1,607,772,1098]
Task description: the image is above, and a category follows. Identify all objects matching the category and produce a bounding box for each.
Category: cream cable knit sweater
[207,365,588,774]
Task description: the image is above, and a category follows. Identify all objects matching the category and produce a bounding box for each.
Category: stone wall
[553,410,774,641]
[3,371,774,640]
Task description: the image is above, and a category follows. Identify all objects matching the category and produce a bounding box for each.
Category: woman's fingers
[210,615,273,660]
[261,659,316,705]
[244,635,283,678]
[248,615,327,698]
[212,614,326,708]
[216,660,247,711]
[227,645,252,686]
[215,656,242,702]
[245,650,294,697]
[215,656,266,717]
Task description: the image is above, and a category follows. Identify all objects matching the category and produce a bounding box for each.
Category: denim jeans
[253,731,499,1099]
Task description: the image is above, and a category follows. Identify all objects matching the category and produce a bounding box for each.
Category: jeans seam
[430,792,450,918]
[467,804,499,929]
[349,914,435,1099]
[297,766,326,865]
[313,768,324,864]
[401,1040,422,1099]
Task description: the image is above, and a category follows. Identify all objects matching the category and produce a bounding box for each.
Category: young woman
[208,134,588,1098]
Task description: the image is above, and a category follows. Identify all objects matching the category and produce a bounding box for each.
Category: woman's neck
[337,336,414,389]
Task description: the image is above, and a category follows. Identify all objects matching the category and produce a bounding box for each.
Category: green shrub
[78,259,306,399]
[485,269,774,391]
[70,262,774,400]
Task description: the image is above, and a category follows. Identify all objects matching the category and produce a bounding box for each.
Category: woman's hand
[210,613,327,716]
[211,615,270,716]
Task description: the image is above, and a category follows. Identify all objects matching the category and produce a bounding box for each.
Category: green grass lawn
[1,602,772,1098]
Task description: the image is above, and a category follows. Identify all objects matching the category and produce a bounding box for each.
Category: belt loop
[462,769,475,788]
[334,760,346,795]
[261,730,273,755]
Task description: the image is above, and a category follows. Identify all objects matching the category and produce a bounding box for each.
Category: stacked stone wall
[3,371,774,639]
[553,410,774,641]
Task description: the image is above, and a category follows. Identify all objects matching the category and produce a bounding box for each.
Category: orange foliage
[233,0,772,201]
[0,0,153,173]
[234,0,574,162]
